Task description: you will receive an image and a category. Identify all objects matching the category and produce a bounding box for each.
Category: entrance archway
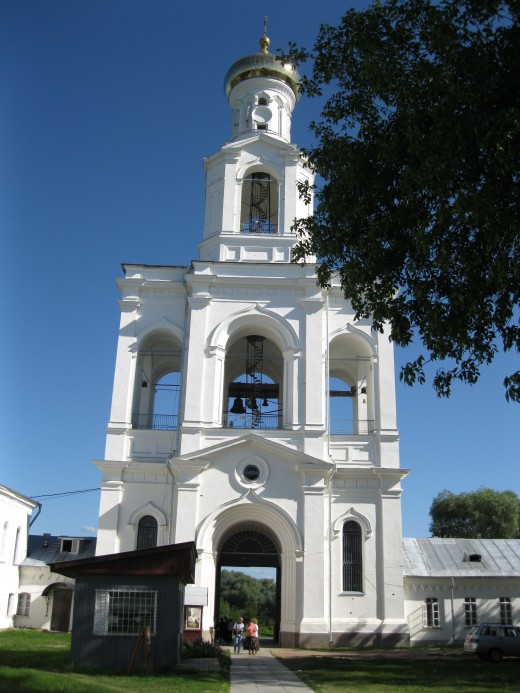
[216,526,281,642]
[196,493,303,646]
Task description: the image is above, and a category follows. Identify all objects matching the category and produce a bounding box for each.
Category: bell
[262,397,268,407]
[230,397,246,414]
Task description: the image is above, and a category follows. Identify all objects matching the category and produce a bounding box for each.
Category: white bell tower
[96,24,408,650]
[199,26,314,263]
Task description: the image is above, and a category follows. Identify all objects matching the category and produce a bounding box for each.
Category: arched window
[241,172,278,234]
[137,515,158,550]
[342,521,363,592]
[13,527,21,564]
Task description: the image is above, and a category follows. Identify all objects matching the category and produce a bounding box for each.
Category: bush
[181,637,224,659]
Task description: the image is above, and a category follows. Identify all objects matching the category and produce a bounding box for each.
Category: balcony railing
[223,412,282,430]
[241,220,277,234]
[330,419,375,435]
[131,413,178,430]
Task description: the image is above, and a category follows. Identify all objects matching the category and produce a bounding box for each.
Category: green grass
[0,629,229,692]
[278,652,520,692]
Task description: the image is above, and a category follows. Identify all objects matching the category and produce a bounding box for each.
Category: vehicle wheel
[488,649,502,663]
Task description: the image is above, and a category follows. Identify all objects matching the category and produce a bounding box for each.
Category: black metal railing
[330,419,375,435]
[241,221,277,234]
[223,412,282,430]
[131,414,178,430]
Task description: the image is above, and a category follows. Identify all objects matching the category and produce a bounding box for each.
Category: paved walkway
[229,645,312,692]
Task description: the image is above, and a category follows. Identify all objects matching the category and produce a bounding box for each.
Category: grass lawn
[278,650,520,692]
[0,629,229,693]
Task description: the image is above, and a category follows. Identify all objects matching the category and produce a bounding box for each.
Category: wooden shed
[51,541,196,671]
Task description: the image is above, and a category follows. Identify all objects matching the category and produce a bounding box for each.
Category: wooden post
[128,625,153,674]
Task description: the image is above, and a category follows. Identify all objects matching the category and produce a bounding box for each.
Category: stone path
[229,646,312,692]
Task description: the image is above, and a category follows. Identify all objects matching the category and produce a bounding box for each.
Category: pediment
[222,134,298,155]
[172,433,333,473]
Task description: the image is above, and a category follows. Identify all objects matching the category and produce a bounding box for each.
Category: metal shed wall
[70,573,184,670]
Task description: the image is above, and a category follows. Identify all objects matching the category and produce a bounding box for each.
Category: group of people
[231,616,259,655]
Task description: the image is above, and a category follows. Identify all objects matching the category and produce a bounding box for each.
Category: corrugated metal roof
[403,537,520,578]
[24,534,97,566]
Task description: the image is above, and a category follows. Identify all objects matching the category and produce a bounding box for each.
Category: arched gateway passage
[216,526,281,642]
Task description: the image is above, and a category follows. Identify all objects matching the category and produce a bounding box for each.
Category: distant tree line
[429,488,520,538]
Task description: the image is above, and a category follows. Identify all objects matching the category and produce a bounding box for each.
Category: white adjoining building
[94,31,520,647]
[0,485,38,629]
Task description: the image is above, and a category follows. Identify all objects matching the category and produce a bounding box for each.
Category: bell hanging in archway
[230,397,246,414]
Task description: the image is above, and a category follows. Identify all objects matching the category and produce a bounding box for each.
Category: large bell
[230,397,246,414]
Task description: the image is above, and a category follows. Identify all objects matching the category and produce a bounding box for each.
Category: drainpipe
[166,267,191,545]
[29,502,42,527]
[450,577,456,644]
[328,461,336,645]
[177,267,191,453]
[325,288,336,645]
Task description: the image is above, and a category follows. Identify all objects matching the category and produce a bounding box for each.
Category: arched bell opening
[240,172,278,235]
[132,332,183,430]
[329,334,374,435]
[215,525,281,644]
[223,334,283,430]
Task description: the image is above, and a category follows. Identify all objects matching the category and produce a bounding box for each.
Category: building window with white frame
[464,597,477,626]
[93,586,158,636]
[16,592,31,617]
[423,597,440,628]
[342,520,363,592]
[499,597,512,625]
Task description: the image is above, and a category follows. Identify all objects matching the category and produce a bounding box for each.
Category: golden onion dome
[224,30,301,101]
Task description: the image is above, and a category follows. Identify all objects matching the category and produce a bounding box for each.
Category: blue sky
[2,0,518,545]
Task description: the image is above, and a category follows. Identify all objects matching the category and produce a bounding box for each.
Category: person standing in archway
[246,618,259,654]
[232,616,245,653]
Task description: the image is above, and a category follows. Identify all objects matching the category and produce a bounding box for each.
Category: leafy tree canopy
[429,488,520,537]
[281,0,519,400]
[219,570,276,625]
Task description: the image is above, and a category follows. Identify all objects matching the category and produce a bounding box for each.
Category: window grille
[342,521,363,592]
[16,593,31,616]
[94,586,158,636]
[423,597,440,627]
[137,515,158,550]
[499,597,512,625]
[464,597,477,626]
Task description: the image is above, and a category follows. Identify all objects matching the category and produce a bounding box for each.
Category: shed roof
[403,537,520,578]
[25,534,97,567]
[50,541,197,584]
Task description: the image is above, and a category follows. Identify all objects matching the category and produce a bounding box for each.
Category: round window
[243,464,260,481]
